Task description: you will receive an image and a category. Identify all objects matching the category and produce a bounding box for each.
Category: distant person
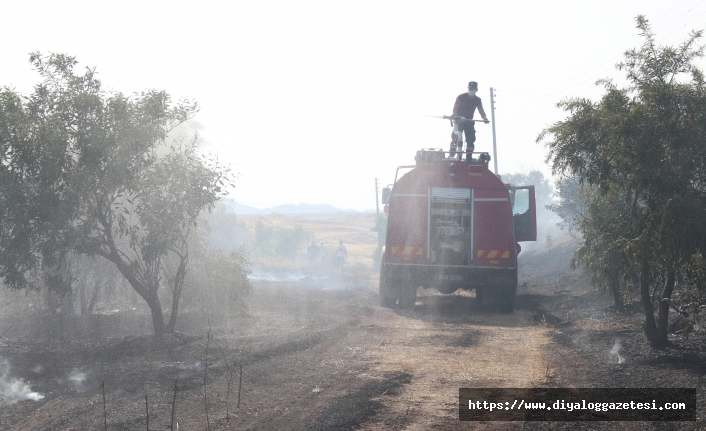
[319,241,326,265]
[451,81,490,158]
[335,240,347,268]
[307,241,320,262]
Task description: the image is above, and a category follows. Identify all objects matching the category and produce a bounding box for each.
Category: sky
[2,0,706,211]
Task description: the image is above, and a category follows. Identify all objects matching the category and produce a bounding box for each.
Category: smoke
[0,358,44,406]
[248,269,332,284]
[248,269,310,282]
[68,369,87,391]
[608,340,625,364]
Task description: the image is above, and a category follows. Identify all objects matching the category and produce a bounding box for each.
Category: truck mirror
[381,187,391,204]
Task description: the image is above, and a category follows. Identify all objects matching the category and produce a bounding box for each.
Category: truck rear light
[384,205,389,214]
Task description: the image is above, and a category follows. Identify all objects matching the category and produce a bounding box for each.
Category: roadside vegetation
[0,53,251,337]
[540,16,706,349]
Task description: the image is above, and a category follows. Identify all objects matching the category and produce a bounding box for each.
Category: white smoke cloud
[609,340,625,364]
[0,358,44,406]
[68,369,87,391]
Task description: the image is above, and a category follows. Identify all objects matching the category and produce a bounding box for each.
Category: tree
[546,174,587,236]
[249,221,311,261]
[68,254,121,315]
[181,248,252,318]
[538,17,706,349]
[0,53,233,336]
[501,170,553,210]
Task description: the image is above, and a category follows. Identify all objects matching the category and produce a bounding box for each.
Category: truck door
[512,186,537,242]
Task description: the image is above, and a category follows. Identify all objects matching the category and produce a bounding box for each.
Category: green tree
[501,170,553,210]
[272,225,310,260]
[248,221,310,261]
[181,248,252,318]
[547,175,587,236]
[0,53,233,336]
[539,17,706,349]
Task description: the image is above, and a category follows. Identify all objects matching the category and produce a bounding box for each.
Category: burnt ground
[0,240,704,429]
[519,241,706,431]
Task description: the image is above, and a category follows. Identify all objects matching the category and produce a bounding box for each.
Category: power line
[506,63,619,99]
[656,7,706,42]
[501,69,617,104]
[654,0,706,38]
[498,70,625,110]
[504,0,703,92]
[502,9,706,106]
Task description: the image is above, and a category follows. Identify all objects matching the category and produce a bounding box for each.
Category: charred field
[0,214,703,430]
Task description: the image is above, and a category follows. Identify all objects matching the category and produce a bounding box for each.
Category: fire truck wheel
[477,286,501,310]
[477,285,515,311]
[500,285,517,313]
[379,280,397,308]
[398,287,417,309]
[475,287,485,307]
[380,293,396,308]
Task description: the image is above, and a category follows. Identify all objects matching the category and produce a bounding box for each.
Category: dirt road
[0,274,550,430]
[178,276,550,430]
[352,290,550,431]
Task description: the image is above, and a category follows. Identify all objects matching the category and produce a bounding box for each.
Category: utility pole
[374,178,380,215]
[490,87,498,175]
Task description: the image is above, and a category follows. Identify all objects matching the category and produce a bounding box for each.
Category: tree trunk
[640,262,660,348]
[656,268,675,348]
[87,283,100,315]
[145,288,166,337]
[79,283,89,315]
[96,250,167,337]
[608,251,624,311]
[166,250,188,333]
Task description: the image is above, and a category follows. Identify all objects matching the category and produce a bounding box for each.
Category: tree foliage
[181,248,252,318]
[501,170,553,209]
[0,53,236,336]
[251,221,311,261]
[546,175,587,235]
[539,17,706,348]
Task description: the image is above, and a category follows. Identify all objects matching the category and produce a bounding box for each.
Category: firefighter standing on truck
[451,81,490,158]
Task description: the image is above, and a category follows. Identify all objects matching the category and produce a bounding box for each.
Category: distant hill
[221,199,375,215]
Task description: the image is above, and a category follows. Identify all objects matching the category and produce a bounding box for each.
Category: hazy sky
[3,0,705,211]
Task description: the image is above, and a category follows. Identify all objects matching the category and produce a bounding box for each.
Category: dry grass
[565,309,626,331]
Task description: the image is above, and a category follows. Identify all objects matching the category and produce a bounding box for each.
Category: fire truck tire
[475,286,485,306]
[380,293,396,308]
[499,285,516,313]
[398,286,417,309]
[477,285,515,312]
[379,279,397,308]
[477,286,498,309]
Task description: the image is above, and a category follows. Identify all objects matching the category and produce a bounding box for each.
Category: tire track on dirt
[354,293,552,430]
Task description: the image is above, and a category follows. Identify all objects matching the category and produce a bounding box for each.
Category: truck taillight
[384,205,389,214]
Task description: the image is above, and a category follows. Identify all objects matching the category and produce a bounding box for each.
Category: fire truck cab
[379,149,537,311]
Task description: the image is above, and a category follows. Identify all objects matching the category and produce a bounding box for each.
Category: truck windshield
[513,188,530,215]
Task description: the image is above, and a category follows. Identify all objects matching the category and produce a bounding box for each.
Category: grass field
[236,211,382,269]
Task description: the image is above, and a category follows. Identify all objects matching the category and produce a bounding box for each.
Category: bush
[181,248,252,318]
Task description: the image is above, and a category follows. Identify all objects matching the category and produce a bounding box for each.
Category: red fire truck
[379,148,537,311]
